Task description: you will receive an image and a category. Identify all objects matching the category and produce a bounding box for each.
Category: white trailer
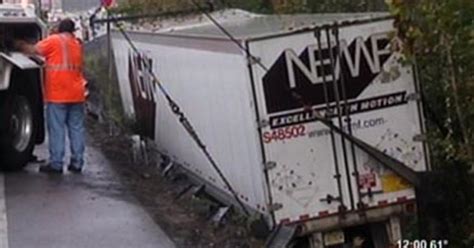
[112,11,428,247]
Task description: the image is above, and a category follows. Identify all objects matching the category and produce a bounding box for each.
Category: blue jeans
[46,103,85,170]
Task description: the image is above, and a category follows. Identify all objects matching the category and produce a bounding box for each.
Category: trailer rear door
[248,19,427,224]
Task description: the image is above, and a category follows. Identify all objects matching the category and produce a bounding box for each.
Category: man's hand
[13,40,37,55]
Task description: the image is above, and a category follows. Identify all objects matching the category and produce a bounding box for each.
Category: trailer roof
[156,11,391,41]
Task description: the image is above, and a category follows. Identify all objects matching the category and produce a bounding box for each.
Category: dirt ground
[86,117,266,248]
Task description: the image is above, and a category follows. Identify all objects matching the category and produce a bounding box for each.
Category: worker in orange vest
[16,19,87,174]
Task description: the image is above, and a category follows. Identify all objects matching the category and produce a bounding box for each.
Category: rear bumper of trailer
[295,200,415,236]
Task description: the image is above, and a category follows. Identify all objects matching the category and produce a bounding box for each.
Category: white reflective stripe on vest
[46,64,82,71]
[48,34,81,72]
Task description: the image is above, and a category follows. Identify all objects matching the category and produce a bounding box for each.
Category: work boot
[67,165,83,174]
[39,164,63,174]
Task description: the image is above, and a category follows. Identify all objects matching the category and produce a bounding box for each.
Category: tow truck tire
[0,77,38,171]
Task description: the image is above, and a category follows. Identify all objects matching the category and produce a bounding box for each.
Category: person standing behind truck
[16,18,86,174]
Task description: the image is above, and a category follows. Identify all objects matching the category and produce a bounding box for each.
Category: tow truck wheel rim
[10,96,33,152]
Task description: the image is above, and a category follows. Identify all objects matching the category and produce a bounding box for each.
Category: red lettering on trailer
[262,124,306,144]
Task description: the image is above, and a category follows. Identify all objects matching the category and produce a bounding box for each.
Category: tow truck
[0,3,45,170]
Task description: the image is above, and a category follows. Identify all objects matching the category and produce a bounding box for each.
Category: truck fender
[0,52,42,90]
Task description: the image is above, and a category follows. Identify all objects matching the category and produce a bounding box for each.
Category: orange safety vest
[36,33,86,103]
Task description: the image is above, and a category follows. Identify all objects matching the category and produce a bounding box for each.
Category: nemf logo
[128,50,158,139]
[262,32,393,114]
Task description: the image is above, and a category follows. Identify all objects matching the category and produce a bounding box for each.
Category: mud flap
[0,52,42,90]
[265,224,297,248]
[371,222,391,248]
[310,233,324,248]
[0,52,41,70]
[385,216,402,246]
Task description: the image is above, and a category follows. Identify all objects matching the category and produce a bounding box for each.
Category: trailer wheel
[0,78,38,171]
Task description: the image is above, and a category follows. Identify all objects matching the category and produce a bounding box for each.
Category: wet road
[2,142,176,248]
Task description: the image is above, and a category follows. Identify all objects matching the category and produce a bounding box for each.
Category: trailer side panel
[112,33,270,214]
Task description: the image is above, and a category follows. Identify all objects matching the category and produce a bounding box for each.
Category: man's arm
[14,40,39,55]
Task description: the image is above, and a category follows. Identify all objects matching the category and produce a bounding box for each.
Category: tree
[114,0,388,14]
[389,0,474,163]
[388,0,474,245]
[306,0,386,13]
[115,0,199,14]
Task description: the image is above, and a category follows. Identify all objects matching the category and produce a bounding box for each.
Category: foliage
[388,0,474,244]
[217,0,272,13]
[305,0,387,13]
[113,0,211,14]
[110,2,144,14]
[113,0,387,15]
[389,0,474,162]
[418,159,474,246]
[84,40,126,131]
[220,0,387,13]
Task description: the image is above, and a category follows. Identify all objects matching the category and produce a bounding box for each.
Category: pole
[106,9,113,135]
[107,10,111,81]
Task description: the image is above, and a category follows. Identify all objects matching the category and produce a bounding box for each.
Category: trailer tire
[0,92,38,171]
